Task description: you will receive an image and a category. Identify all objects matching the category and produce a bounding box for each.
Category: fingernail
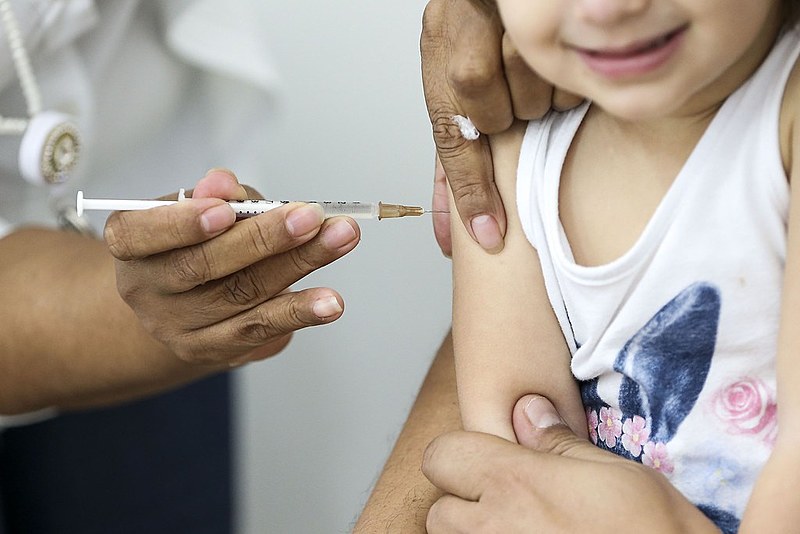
[524,396,564,429]
[321,220,357,250]
[286,204,325,237]
[471,214,503,253]
[313,296,342,319]
[201,204,236,233]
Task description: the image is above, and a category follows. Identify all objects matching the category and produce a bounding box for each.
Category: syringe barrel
[229,200,379,219]
[310,201,379,219]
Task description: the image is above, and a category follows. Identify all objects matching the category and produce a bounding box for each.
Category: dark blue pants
[0,374,231,534]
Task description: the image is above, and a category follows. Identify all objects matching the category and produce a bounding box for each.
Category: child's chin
[596,96,681,122]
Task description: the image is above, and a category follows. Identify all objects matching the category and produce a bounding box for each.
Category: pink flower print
[586,409,599,445]
[621,415,650,457]
[642,441,674,474]
[713,377,777,441]
[597,406,622,448]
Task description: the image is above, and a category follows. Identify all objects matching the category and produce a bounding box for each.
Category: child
[450,1,800,532]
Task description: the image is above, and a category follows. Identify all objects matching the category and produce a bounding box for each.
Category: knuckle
[448,58,501,98]
[430,112,474,155]
[285,300,308,327]
[420,0,445,48]
[286,248,319,276]
[450,180,489,207]
[115,273,140,304]
[162,207,194,248]
[222,268,267,306]
[514,93,552,121]
[147,320,171,345]
[245,221,280,258]
[169,246,213,287]
[553,90,584,111]
[104,215,136,260]
[241,304,302,344]
[501,33,525,67]
[541,432,588,457]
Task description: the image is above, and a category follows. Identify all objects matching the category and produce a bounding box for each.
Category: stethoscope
[0,0,92,235]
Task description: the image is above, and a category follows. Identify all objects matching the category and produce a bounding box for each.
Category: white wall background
[233,2,452,532]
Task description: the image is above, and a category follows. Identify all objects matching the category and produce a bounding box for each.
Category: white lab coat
[0,0,279,235]
[0,0,279,426]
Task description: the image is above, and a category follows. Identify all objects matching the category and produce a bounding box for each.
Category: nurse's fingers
[422,0,508,254]
[142,204,333,293]
[104,197,238,261]
[552,88,584,111]
[175,217,361,326]
[171,287,346,364]
[502,34,554,120]
[434,1,513,135]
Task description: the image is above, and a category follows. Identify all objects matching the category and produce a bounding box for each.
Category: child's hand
[423,395,719,534]
[104,169,360,366]
[421,0,581,255]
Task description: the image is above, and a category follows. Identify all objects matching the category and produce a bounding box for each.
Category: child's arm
[450,122,587,440]
[739,59,800,532]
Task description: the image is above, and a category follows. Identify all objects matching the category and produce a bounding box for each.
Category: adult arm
[353,331,460,533]
[422,0,581,255]
[0,226,208,413]
[0,170,360,414]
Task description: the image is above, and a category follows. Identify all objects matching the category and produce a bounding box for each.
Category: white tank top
[516,26,800,533]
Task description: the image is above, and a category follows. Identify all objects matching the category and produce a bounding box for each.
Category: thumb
[192,168,249,200]
[514,395,634,465]
[512,394,569,448]
[512,394,602,462]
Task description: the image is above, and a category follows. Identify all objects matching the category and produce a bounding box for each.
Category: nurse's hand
[422,0,581,255]
[104,169,360,366]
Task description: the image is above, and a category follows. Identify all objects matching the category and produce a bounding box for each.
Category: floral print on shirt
[579,282,741,534]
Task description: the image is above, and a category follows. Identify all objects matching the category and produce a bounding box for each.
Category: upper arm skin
[450,121,586,441]
[740,58,800,532]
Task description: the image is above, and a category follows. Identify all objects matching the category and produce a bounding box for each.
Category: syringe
[76,191,428,220]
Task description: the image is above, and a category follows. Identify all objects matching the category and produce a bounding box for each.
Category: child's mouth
[575,25,687,79]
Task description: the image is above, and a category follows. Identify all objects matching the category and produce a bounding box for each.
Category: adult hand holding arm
[422,0,581,255]
[423,395,719,533]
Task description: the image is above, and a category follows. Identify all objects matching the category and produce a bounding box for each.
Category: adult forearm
[0,227,219,414]
[354,331,461,533]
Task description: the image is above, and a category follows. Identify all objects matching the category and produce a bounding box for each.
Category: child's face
[496,0,783,120]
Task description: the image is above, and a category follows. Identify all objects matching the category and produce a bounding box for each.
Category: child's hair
[469,1,800,28]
